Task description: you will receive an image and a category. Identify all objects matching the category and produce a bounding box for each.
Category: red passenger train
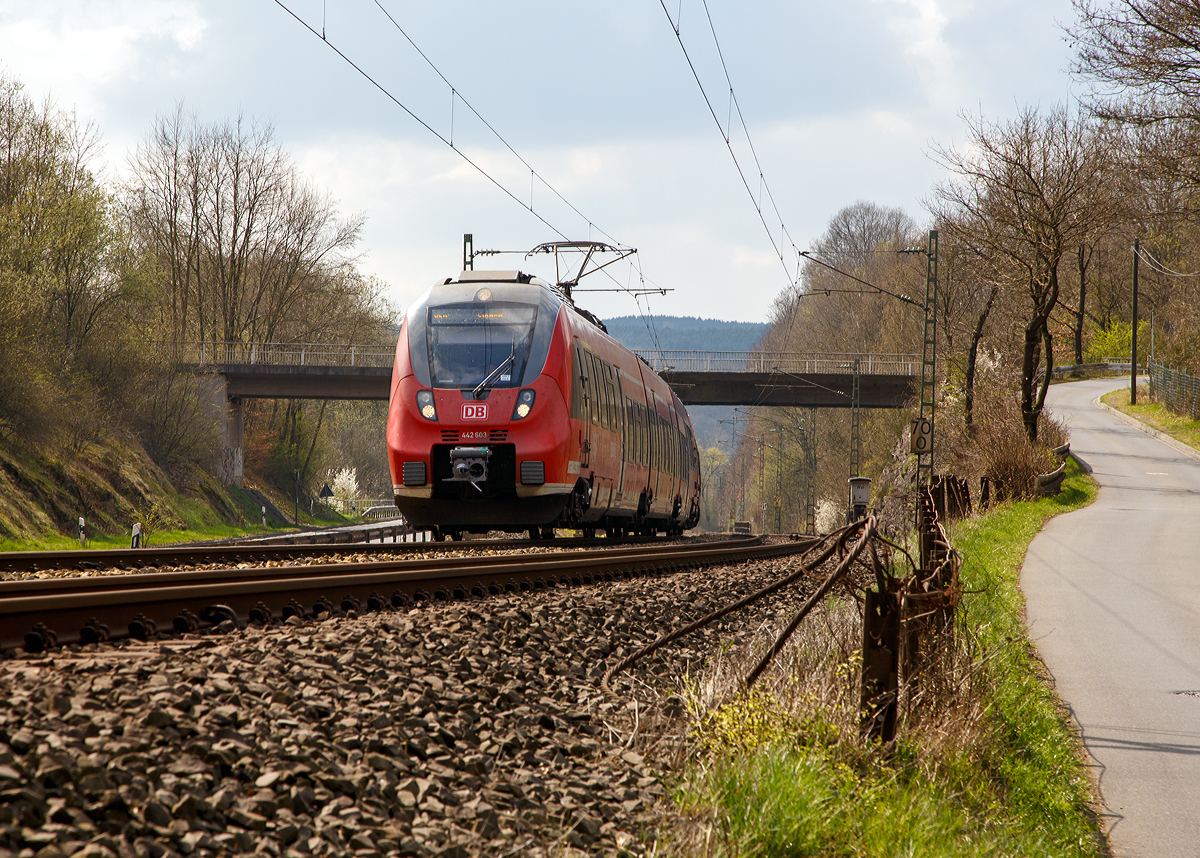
[387,270,701,540]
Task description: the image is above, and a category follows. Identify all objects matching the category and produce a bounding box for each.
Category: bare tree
[125,108,372,347]
[930,105,1111,441]
[1071,0,1200,125]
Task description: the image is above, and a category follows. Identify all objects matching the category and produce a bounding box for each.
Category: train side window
[591,356,604,428]
[585,352,600,425]
[604,362,614,432]
[614,370,625,436]
[628,398,638,463]
[571,346,583,421]
[657,408,667,470]
[667,416,674,476]
[597,361,610,430]
[646,405,652,468]
[580,348,593,424]
[604,364,617,431]
[647,408,654,470]
[593,355,605,427]
[636,403,645,465]
[645,407,651,469]
[671,422,678,477]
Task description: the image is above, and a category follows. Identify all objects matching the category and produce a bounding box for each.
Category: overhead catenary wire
[274,0,666,339]
[1134,245,1200,278]
[657,0,802,287]
[798,251,924,309]
[273,0,573,242]
[369,0,630,250]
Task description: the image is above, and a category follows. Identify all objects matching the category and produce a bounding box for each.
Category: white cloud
[291,99,948,325]
[0,0,1079,325]
[0,1,206,118]
[873,0,964,110]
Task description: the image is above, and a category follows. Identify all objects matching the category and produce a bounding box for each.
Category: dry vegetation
[651,464,1103,857]
[0,73,396,541]
[707,1,1200,529]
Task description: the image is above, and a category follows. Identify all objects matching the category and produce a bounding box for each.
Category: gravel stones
[6,544,617,582]
[0,550,825,857]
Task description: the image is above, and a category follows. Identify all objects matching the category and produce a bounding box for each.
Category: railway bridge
[177,343,918,483]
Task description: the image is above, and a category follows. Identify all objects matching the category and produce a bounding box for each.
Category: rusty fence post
[860,587,900,742]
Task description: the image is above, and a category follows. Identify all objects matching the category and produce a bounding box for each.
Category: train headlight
[512,388,536,420]
[416,390,437,421]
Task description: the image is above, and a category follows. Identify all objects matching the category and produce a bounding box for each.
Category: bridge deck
[182,344,918,408]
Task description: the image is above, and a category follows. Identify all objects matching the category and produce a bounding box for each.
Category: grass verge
[0,483,351,552]
[663,459,1105,857]
[0,521,274,552]
[1100,384,1200,451]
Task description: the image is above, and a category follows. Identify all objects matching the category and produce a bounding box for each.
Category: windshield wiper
[472,347,516,400]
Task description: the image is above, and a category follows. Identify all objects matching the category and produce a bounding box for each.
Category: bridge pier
[201,373,245,486]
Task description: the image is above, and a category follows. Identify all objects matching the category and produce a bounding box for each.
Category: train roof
[449,270,552,287]
[431,270,609,334]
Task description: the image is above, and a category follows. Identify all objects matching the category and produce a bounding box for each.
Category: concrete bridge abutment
[200,372,245,486]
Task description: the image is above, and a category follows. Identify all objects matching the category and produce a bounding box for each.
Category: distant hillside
[602,315,768,450]
[602,315,767,352]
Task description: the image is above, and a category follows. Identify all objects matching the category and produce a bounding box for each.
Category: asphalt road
[1024,378,1200,856]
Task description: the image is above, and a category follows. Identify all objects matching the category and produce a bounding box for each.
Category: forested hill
[601,315,767,352]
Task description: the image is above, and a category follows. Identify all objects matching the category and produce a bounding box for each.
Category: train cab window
[427,303,537,389]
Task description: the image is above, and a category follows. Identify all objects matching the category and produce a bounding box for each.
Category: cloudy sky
[0,0,1079,324]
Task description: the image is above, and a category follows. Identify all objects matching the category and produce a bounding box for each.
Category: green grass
[0,485,355,552]
[669,460,1106,857]
[0,520,286,552]
[1101,385,1200,450]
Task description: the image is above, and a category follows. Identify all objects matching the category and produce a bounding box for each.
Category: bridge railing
[322,497,403,520]
[632,350,919,375]
[172,342,397,368]
[170,342,918,376]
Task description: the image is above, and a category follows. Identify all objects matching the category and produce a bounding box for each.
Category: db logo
[462,403,488,420]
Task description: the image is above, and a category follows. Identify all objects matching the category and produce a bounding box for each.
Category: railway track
[3,535,814,653]
[0,532,675,576]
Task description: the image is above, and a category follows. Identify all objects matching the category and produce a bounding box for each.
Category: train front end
[387,272,574,534]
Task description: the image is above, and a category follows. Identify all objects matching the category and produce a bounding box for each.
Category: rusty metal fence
[1149,362,1200,419]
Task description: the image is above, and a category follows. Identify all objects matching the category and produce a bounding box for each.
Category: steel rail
[0,533,678,575]
[1,536,816,652]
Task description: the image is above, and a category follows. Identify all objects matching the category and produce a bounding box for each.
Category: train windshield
[427,303,538,389]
